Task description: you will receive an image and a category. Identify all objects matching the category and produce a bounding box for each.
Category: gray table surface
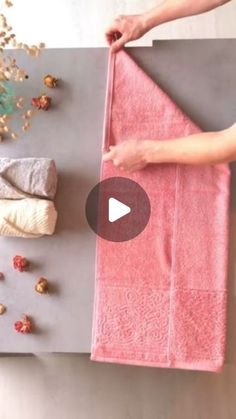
[0,42,235,357]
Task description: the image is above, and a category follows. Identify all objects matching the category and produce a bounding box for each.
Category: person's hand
[103,139,151,172]
[105,14,149,53]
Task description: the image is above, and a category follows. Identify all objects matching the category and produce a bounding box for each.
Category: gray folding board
[0,41,235,356]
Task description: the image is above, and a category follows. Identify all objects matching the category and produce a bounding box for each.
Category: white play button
[108,197,131,223]
[86,177,151,242]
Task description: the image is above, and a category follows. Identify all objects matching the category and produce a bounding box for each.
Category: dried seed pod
[16,101,24,109]
[44,74,58,88]
[0,304,6,315]
[1,114,10,122]
[35,277,49,294]
[22,121,30,131]
[14,315,32,334]
[3,70,10,80]
[22,109,34,120]
[13,255,29,272]
[5,0,13,7]
[11,132,18,140]
[28,47,39,57]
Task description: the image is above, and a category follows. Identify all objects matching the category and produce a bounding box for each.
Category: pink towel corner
[91,50,230,372]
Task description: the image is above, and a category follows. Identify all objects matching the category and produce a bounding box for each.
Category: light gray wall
[4,0,236,47]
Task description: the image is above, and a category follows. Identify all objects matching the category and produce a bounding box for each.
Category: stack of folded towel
[0,158,58,238]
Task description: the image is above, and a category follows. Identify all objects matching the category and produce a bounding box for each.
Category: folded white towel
[0,198,57,238]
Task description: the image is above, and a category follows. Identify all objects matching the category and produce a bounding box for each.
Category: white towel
[0,198,57,238]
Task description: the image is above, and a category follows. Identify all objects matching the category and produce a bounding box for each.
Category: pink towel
[91,50,230,372]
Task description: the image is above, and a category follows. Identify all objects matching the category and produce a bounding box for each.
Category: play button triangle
[108,197,131,223]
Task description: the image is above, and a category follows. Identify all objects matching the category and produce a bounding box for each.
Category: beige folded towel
[0,158,57,200]
[0,198,57,238]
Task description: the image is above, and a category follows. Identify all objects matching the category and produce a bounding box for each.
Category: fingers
[103,149,121,167]
[110,34,127,53]
[103,153,125,171]
[105,16,127,52]
[105,24,120,45]
[102,150,113,162]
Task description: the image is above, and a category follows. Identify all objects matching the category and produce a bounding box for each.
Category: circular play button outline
[85,177,151,242]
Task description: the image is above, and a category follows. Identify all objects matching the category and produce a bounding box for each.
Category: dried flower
[14,314,32,333]
[44,74,58,88]
[0,303,6,315]
[0,4,45,141]
[35,277,49,294]
[13,255,29,272]
[31,94,52,111]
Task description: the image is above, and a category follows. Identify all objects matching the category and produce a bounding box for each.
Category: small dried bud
[35,277,49,294]
[44,74,58,88]
[13,255,29,272]
[0,304,6,315]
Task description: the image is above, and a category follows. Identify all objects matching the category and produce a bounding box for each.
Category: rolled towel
[0,158,57,200]
[0,198,57,238]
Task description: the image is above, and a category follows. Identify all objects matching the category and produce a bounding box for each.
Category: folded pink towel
[91,50,230,372]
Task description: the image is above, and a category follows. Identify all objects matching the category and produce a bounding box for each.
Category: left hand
[103,139,149,173]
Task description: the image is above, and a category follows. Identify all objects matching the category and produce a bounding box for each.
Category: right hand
[105,14,148,53]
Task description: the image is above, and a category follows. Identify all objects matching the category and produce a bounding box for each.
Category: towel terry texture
[0,158,57,200]
[0,198,57,238]
[91,50,230,372]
